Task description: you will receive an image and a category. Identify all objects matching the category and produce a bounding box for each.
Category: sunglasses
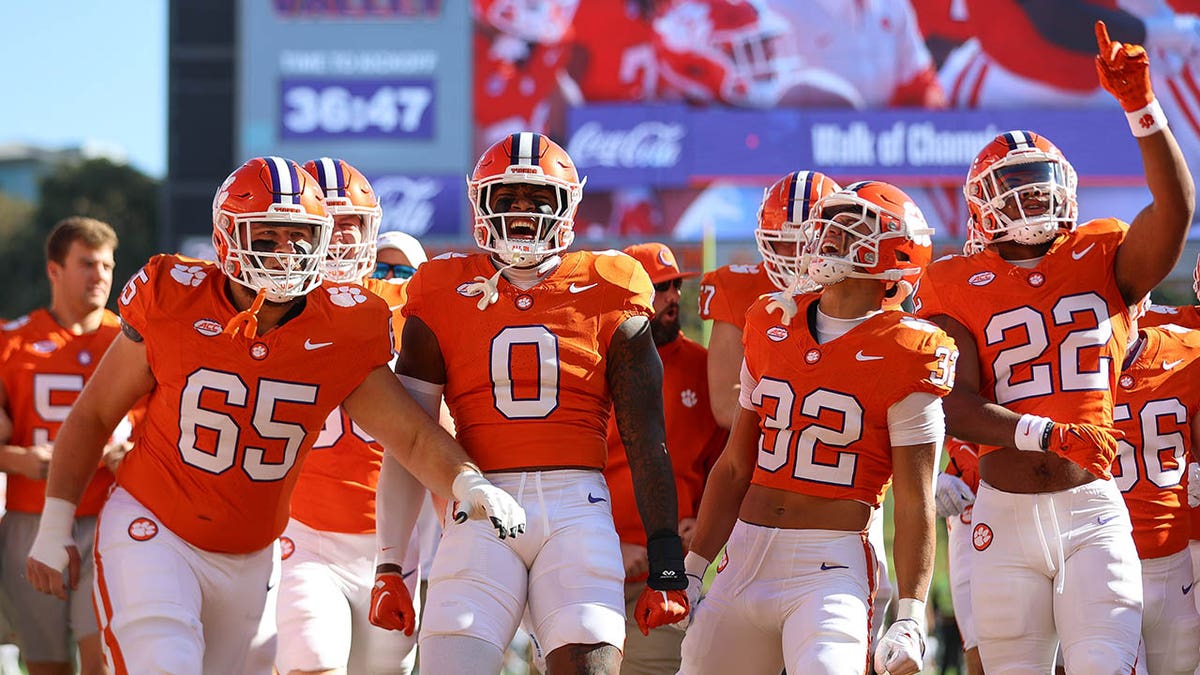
[653,278,683,293]
[373,262,417,280]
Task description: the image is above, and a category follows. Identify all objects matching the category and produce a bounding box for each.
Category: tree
[0,159,160,318]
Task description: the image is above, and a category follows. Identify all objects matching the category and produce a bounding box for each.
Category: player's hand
[874,619,926,675]
[101,440,132,475]
[621,542,649,580]
[1045,422,1123,479]
[678,517,697,550]
[935,472,976,519]
[451,470,526,540]
[1095,20,1156,112]
[369,568,416,635]
[11,444,53,481]
[633,586,689,635]
[25,497,81,600]
[668,565,706,633]
[1187,462,1200,509]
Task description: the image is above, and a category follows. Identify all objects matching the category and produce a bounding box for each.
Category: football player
[272,158,426,675]
[913,23,1194,672]
[24,157,525,674]
[603,242,727,675]
[0,217,124,675]
[677,181,951,675]
[1112,300,1200,675]
[387,132,688,674]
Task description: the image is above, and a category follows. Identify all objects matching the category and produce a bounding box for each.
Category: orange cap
[622,242,697,285]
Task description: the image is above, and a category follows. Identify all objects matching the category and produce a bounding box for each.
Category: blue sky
[0,2,167,177]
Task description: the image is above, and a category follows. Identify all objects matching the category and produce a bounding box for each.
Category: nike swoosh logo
[1071,243,1096,260]
[1165,359,1184,370]
[1185,583,1195,595]
[820,562,849,571]
[569,282,599,294]
[1097,514,1119,525]
[855,350,884,361]
[587,493,607,503]
[304,339,334,350]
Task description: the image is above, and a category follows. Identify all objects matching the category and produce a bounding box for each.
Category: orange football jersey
[289,277,408,534]
[116,255,393,553]
[915,219,1133,463]
[698,263,775,330]
[943,437,981,494]
[1113,325,1200,559]
[0,309,118,516]
[604,332,727,550]
[742,295,957,506]
[403,251,653,472]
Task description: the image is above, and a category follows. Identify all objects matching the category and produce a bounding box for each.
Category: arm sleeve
[887,392,945,447]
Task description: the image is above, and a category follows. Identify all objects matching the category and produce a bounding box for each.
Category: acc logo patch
[967,271,995,286]
[456,282,483,297]
[32,340,57,353]
[972,522,993,551]
[279,536,295,560]
[128,517,159,541]
[2,315,30,331]
[766,326,789,342]
[193,319,223,337]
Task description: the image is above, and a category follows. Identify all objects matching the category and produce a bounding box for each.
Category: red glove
[1095,20,1155,112]
[369,571,416,635]
[1045,422,1123,480]
[633,587,689,636]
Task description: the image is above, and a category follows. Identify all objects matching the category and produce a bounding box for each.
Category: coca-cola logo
[373,176,442,237]
[567,121,685,169]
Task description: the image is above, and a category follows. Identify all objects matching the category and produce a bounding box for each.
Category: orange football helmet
[756,170,840,290]
[302,158,383,283]
[212,156,332,302]
[803,181,934,294]
[653,0,798,108]
[468,132,585,266]
[964,131,1077,246]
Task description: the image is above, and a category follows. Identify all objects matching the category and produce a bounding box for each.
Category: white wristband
[896,597,927,629]
[1126,99,1168,138]
[684,551,711,579]
[1015,414,1053,452]
[29,497,76,567]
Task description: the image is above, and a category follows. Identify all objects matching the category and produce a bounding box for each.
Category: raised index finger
[1095,20,1112,54]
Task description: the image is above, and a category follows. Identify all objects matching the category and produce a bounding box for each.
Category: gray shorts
[0,511,99,662]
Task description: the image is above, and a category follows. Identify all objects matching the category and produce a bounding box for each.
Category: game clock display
[280,78,434,139]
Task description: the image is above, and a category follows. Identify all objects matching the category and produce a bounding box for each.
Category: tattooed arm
[608,315,679,541]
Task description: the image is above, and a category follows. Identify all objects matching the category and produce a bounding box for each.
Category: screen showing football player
[603,241,727,675]
[676,181,951,675]
[272,158,427,675]
[0,217,122,675]
[23,156,525,674]
[913,23,1194,672]
[391,132,689,674]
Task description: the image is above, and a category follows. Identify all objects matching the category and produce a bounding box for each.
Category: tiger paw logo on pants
[128,517,159,541]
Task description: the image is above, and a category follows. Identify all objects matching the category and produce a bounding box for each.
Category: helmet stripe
[1002,130,1034,150]
[266,156,296,205]
[511,132,539,166]
[792,171,815,222]
[318,157,345,197]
